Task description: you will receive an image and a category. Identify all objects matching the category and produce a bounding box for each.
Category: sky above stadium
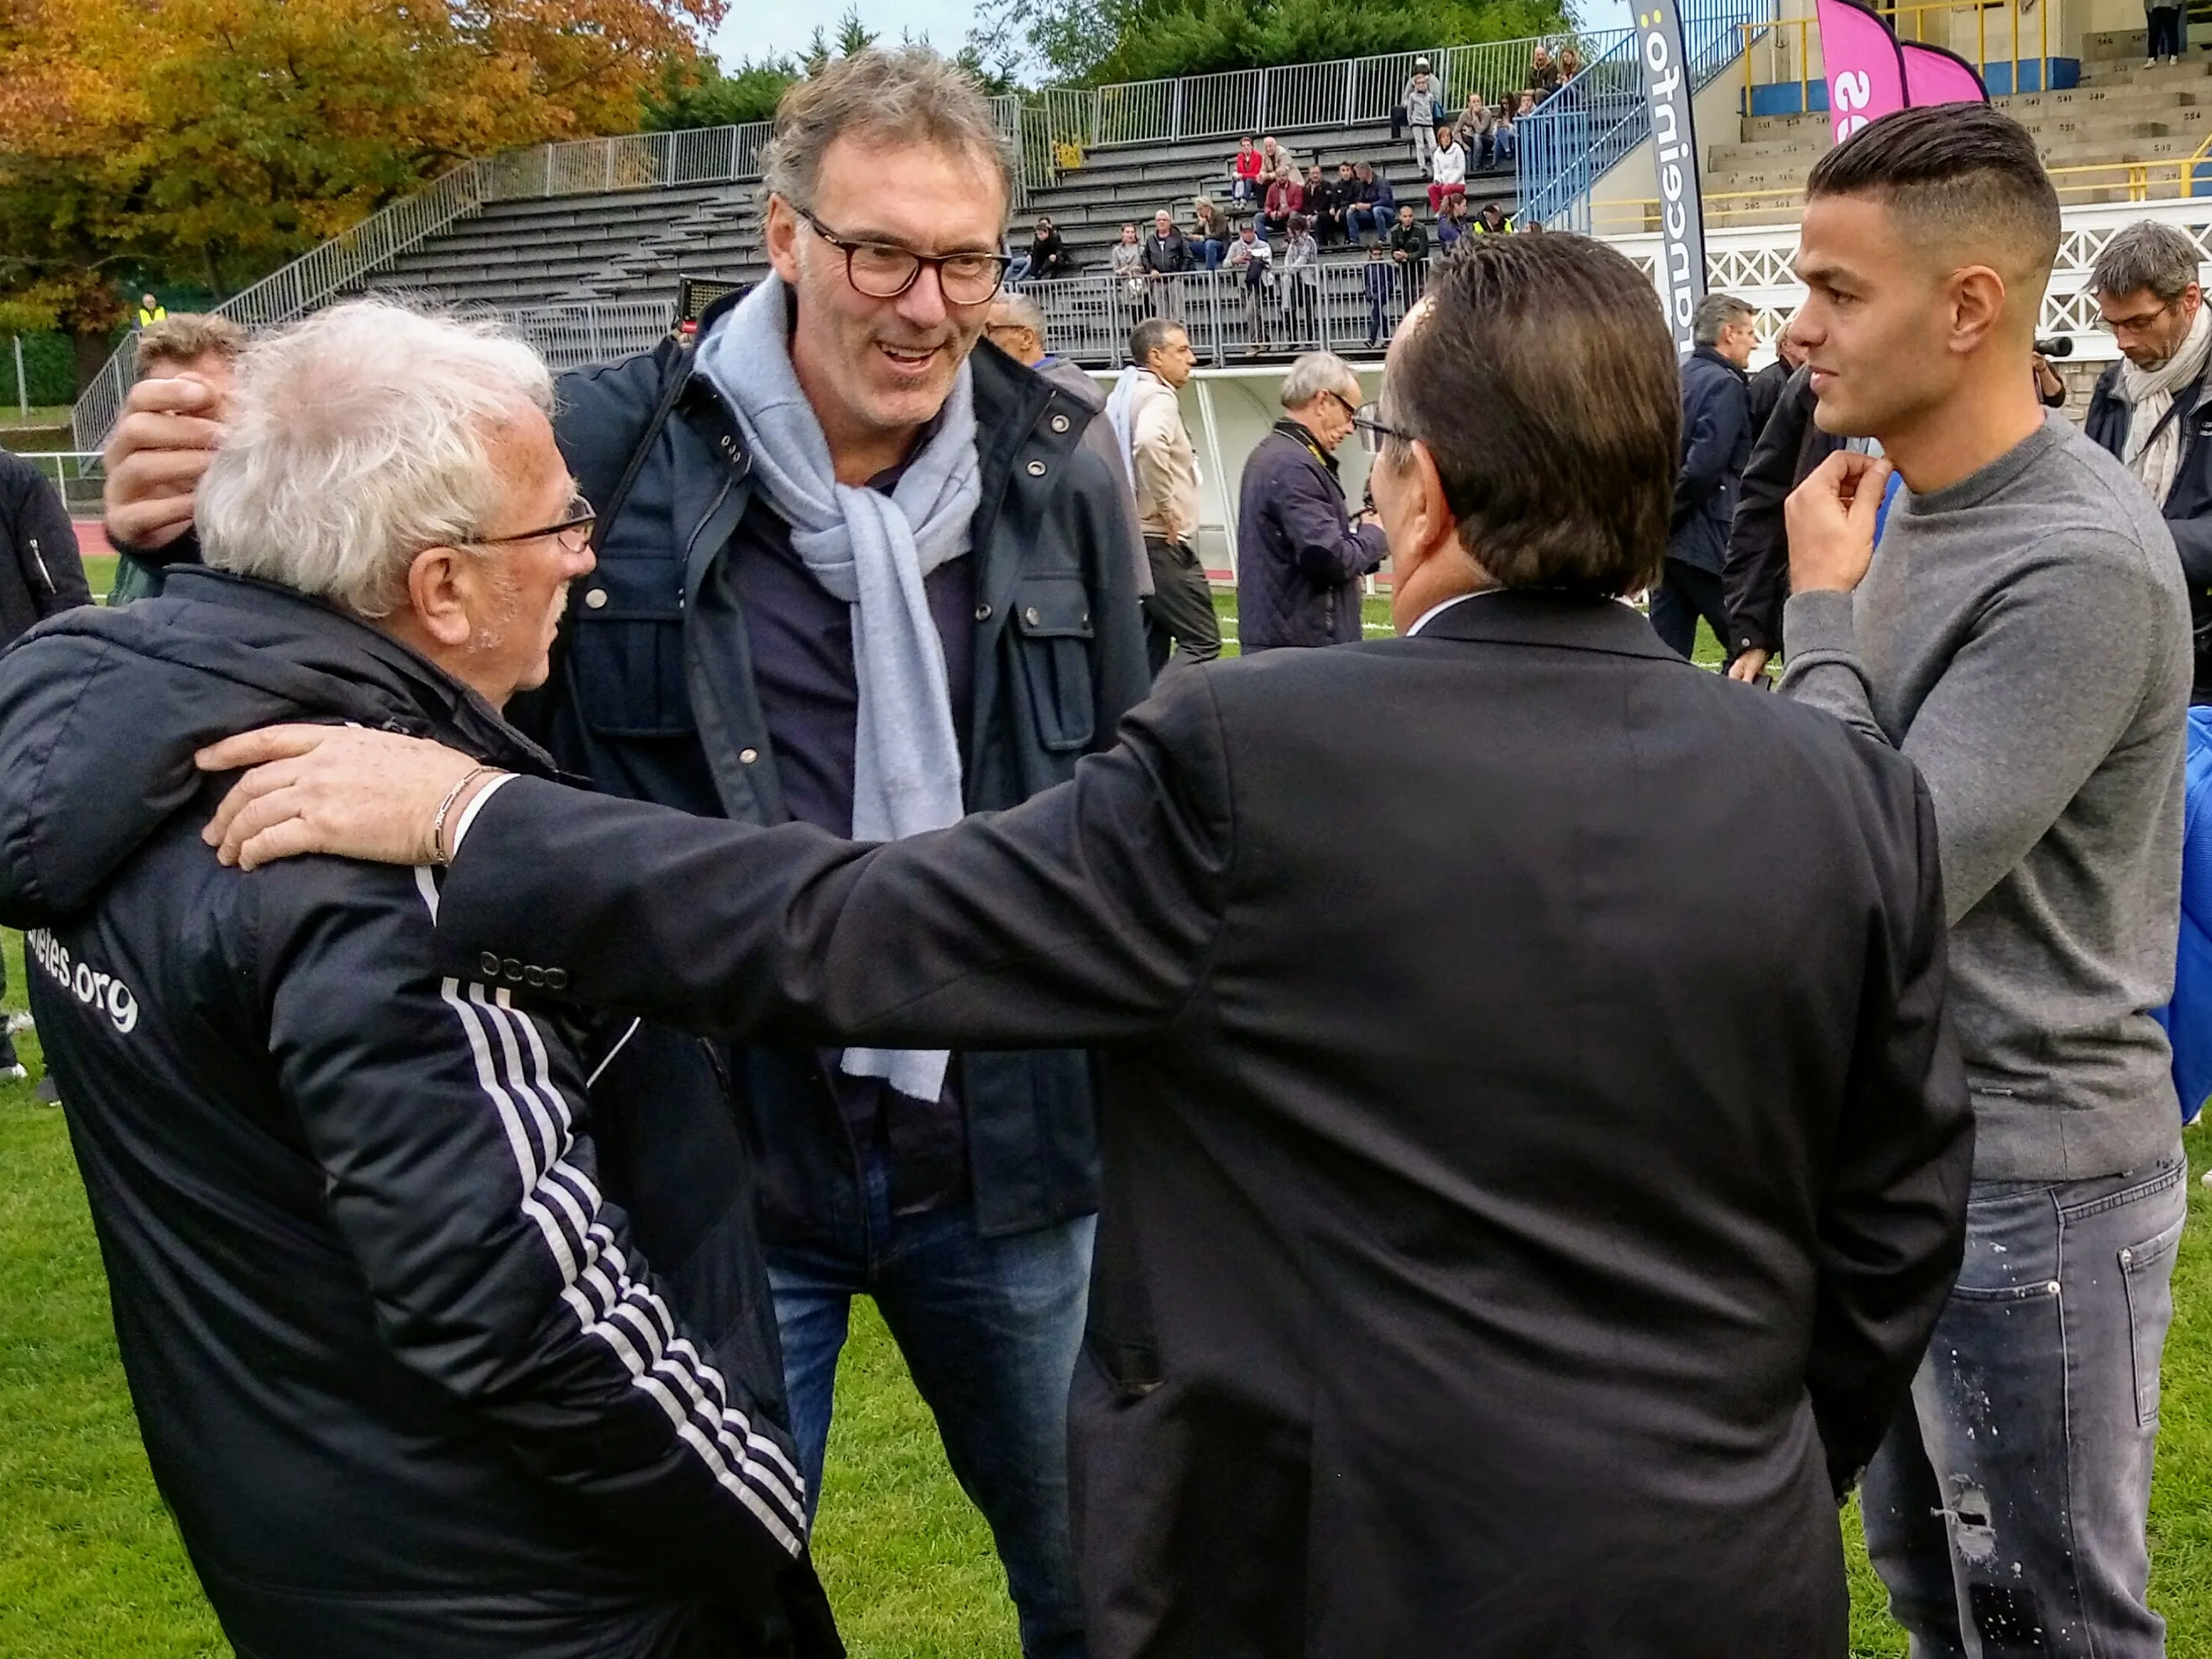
[713,0,1636,71]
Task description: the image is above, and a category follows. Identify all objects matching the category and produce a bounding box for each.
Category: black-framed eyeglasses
[474,493,595,552]
[1324,389,1363,423]
[1352,409,1415,456]
[796,207,1011,306]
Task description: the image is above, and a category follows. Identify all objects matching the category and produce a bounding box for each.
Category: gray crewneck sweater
[1781,412,2188,1181]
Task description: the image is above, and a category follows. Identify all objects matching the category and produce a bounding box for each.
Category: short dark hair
[1383,234,1674,597]
[1129,317,1184,365]
[1805,104,2059,285]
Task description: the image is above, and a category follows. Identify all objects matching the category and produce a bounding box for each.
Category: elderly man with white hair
[1233,351,1388,651]
[0,299,839,1659]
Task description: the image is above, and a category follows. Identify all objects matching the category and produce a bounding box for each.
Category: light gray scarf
[2119,301,2212,507]
[695,274,977,1106]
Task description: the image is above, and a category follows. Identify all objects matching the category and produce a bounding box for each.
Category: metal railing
[500,299,680,369]
[1014,257,1443,365]
[1024,32,1627,188]
[1516,0,1766,234]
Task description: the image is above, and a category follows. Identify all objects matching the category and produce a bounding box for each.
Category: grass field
[1,599,2204,1656]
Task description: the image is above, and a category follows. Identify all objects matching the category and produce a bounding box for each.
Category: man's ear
[765,193,801,286]
[405,547,473,650]
[1948,264,2011,355]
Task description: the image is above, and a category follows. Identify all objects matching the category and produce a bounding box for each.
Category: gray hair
[1129,316,1184,366]
[991,291,1046,336]
[2091,220,2204,303]
[761,46,1013,219]
[1281,351,1360,410]
[198,299,554,620]
[1692,291,1754,347]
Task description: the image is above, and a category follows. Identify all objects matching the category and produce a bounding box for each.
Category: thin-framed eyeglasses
[1324,389,1363,424]
[473,493,595,552]
[795,206,1011,306]
[1352,408,1415,456]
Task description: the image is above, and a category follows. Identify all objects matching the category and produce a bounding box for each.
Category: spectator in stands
[1143,207,1195,317]
[1402,58,1446,172]
[1110,220,1148,301]
[1428,123,1467,214]
[1349,160,1397,243]
[135,293,165,328]
[1530,45,1561,99]
[2148,0,2184,65]
[112,313,248,605]
[1226,221,1275,353]
[1654,290,1755,661]
[1317,161,1357,246]
[1516,89,1540,124]
[1111,317,1220,670]
[1260,133,1291,178]
[1460,91,1497,170]
[1364,241,1397,348]
[1263,166,1305,238]
[1559,44,1583,81]
[1474,198,1513,236]
[1280,212,1321,345]
[1435,192,1472,259]
[1495,96,1517,164]
[1232,134,1265,208]
[1191,196,1232,270]
[1235,351,1386,652]
[1388,203,1430,307]
[985,291,1153,607]
[2084,218,2212,699]
[1022,216,1075,282]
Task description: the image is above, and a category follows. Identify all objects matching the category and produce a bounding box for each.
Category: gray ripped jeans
[1863,1155,2188,1658]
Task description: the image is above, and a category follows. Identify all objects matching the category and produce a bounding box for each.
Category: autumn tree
[0,0,723,391]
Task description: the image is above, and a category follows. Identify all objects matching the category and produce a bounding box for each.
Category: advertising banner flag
[1901,39,1991,107]
[1637,0,1707,357]
[1813,0,1909,139]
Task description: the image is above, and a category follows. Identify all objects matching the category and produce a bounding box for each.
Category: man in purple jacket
[1235,352,1388,651]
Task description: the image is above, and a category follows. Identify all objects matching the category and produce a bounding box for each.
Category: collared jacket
[1141,228,1194,275]
[2085,358,2212,700]
[1235,420,1387,650]
[1670,344,1752,575]
[1723,364,1847,657]
[0,449,91,643]
[1124,368,1200,546]
[0,569,835,1658]
[510,305,1149,1245]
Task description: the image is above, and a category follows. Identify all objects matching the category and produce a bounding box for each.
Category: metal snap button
[2046,1280,2062,1295]
[1050,413,1070,433]
[583,588,609,610]
[2120,1248,2135,1267]
[501,958,523,981]
[544,968,568,992]
[975,603,993,620]
[479,952,502,977]
[1026,459,1047,476]
[1024,605,1042,626]
[524,966,545,987]
[739,747,759,765]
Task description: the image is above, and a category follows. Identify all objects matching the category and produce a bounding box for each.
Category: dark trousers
[1143,536,1222,675]
[1649,557,1731,662]
[2149,5,2184,54]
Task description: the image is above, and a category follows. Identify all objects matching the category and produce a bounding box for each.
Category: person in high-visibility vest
[136,295,166,328]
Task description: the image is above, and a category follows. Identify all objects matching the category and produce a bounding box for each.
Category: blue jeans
[769,1152,1095,1659]
[1863,1156,2187,1659]
[1347,205,1383,242]
[1200,238,1225,271]
[1497,129,1516,164]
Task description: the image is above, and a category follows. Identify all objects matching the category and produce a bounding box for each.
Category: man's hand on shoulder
[196,725,489,871]
[103,375,227,552]
[1785,450,1892,596]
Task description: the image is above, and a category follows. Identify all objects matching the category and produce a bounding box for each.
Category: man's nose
[895,265,951,327]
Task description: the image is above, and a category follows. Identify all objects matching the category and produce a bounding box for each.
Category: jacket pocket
[1012,577,1096,754]
[565,608,693,739]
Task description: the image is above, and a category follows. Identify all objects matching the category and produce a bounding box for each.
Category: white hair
[1281,351,1360,410]
[198,299,556,620]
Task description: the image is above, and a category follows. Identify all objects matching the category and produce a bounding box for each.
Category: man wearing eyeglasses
[1232,352,1387,652]
[100,44,1146,1659]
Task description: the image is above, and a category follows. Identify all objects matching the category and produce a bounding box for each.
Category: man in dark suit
[1654,290,1757,661]
[199,233,1974,1658]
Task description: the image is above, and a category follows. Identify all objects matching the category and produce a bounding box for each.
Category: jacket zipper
[27,536,54,597]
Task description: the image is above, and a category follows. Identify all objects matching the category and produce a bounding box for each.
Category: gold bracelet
[431,765,503,868]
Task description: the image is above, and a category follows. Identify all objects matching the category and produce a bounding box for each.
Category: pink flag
[1901,39,1990,107]
[1814,0,1908,139]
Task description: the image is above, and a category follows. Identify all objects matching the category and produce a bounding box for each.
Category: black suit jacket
[437,590,1973,1659]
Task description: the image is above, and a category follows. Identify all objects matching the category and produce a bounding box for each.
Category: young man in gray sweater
[1781,106,2189,1659]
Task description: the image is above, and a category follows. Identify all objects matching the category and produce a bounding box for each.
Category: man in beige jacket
[1112,318,1220,671]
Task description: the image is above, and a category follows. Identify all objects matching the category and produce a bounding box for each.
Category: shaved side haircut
[1806,105,2061,299]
